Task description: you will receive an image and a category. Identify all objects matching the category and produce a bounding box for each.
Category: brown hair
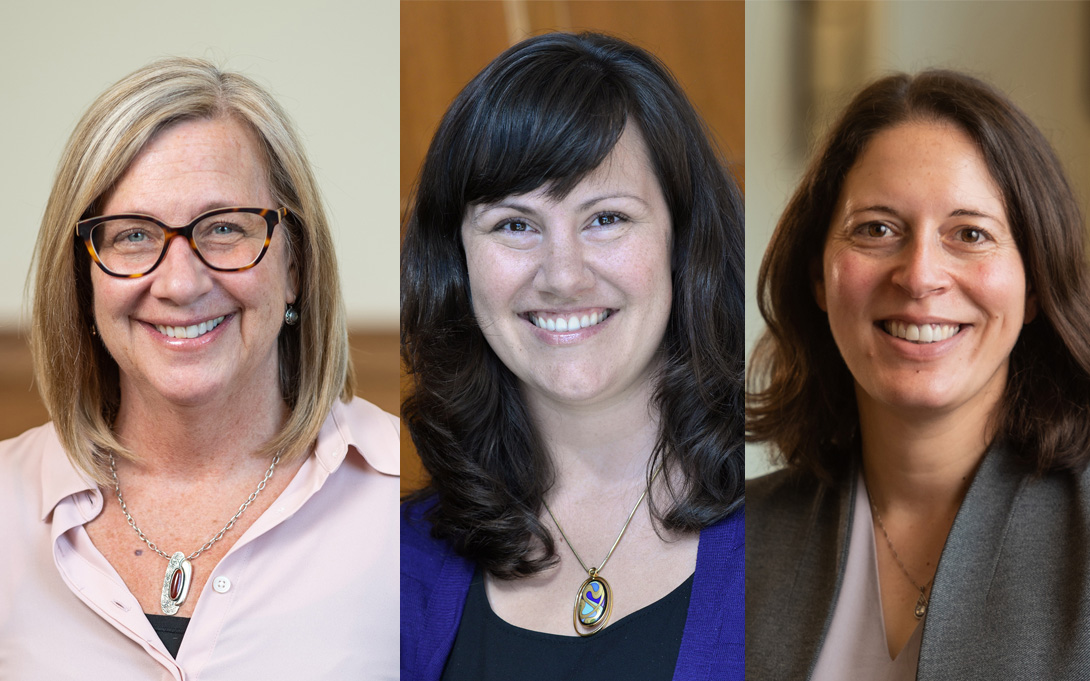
[748,69,1090,481]
[31,57,354,484]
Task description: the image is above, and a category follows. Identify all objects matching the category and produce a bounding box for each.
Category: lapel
[915,444,1025,679]
[747,469,856,680]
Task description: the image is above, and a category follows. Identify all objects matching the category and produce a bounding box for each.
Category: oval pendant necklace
[109,451,280,615]
[543,466,661,636]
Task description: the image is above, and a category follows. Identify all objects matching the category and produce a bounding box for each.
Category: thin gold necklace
[543,466,661,636]
[870,501,934,619]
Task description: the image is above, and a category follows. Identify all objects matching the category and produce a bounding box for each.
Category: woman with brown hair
[747,69,1090,679]
[0,58,398,678]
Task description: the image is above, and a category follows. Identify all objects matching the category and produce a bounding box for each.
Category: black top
[441,569,693,681]
[145,613,190,658]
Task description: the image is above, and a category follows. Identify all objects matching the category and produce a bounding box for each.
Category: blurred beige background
[747,0,1090,478]
[400,0,745,492]
[0,0,400,438]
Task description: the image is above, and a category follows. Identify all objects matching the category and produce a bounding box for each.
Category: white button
[213,576,232,593]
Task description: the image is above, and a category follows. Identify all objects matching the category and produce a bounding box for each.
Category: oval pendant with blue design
[572,572,613,636]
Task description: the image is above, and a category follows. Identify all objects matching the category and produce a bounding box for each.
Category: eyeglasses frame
[76,206,289,278]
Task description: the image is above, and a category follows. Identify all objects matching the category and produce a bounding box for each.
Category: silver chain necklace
[109,451,280,615]
[870,501,934,619]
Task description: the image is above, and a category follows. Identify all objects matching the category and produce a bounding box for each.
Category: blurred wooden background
[0,330,399,443]
[400,0,745,493]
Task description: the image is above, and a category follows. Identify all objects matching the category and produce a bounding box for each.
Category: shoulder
[746,466,842,537]
[326,396,399,476]
[401,497,464,582]
[0,423,83,555]
[744,467,848,593]
[698,503,745,555]
[0,423,69,506]
[400,496,475,678]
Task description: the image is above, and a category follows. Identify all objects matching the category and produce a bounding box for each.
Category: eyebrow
[847,205,1001,222]
[108,200,249,222]
[471,192,649,220]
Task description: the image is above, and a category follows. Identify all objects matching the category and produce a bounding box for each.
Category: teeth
[156,316,225,339]
[531,310,611,332]
[883,321,961,344]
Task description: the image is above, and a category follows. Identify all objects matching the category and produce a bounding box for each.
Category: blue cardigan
[401,502,744,681]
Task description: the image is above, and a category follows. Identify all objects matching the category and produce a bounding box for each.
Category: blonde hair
[31,56,354,484]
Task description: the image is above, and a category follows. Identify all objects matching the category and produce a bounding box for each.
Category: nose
[890,233,952,298]
[149,236,214,304]
[535,230,595,299]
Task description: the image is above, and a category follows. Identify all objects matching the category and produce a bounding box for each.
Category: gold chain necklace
[870,501,934,619]
[542,466,661,636]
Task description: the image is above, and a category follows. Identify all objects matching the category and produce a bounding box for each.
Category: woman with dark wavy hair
[401,31,744,680]
[748,70,1090,680]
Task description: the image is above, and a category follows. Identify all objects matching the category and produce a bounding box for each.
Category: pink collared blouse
[0,396,399,680]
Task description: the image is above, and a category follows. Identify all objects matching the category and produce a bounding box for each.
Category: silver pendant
[572,571,613,636]
[914,589,928,619]
[161,551,192,616]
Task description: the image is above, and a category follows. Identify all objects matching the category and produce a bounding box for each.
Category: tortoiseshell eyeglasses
[76,206,289,278]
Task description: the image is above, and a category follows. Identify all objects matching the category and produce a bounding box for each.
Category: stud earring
[284,304,300,326]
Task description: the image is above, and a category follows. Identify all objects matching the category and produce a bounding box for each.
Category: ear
[286,261,299,306]
[1024,288,1038,324]
[812,261,828,312]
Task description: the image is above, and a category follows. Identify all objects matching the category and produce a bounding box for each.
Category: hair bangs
[458,53,632,206]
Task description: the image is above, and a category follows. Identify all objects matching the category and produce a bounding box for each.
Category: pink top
[0,396,399,680]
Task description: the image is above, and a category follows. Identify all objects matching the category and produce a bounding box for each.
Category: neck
[112,382,288,483]
[527,380,660,498]
[857,384,998,515]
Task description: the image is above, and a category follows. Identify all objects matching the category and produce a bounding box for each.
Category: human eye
[210,221,242,235]
[119,229,150,243]
[954,226,991,244]
[493,218,535,234]
[856,222,893,239]
[102,220,160,251]
[589,211,627,228]
[197,216,255,244]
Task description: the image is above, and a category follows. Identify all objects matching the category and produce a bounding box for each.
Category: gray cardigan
[746,444,1090,680]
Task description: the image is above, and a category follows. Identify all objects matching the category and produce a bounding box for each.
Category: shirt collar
[38,425,98,521]
[38,397,399,521]
[309,397,400,477]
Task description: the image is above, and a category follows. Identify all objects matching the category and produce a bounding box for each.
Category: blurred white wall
[747,0,1090,478]
[0,0,398,331]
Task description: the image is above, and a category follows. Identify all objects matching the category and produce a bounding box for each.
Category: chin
[867,378,968,414]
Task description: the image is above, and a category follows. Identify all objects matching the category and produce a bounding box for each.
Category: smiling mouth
[882,320,962,344]
[528,310,612,332]
[155,316,226,339]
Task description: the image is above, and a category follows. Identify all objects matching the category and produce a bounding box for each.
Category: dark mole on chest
[135,549,143,556]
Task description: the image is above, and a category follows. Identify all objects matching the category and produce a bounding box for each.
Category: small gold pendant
[160,551,192,616]
[572,571,613,636]
[914,589,928,619]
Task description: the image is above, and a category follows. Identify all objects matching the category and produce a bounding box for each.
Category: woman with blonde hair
[0,58,398,678]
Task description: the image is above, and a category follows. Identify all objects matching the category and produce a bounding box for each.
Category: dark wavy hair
[402,32,745,578]
[748,69,1090,482]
